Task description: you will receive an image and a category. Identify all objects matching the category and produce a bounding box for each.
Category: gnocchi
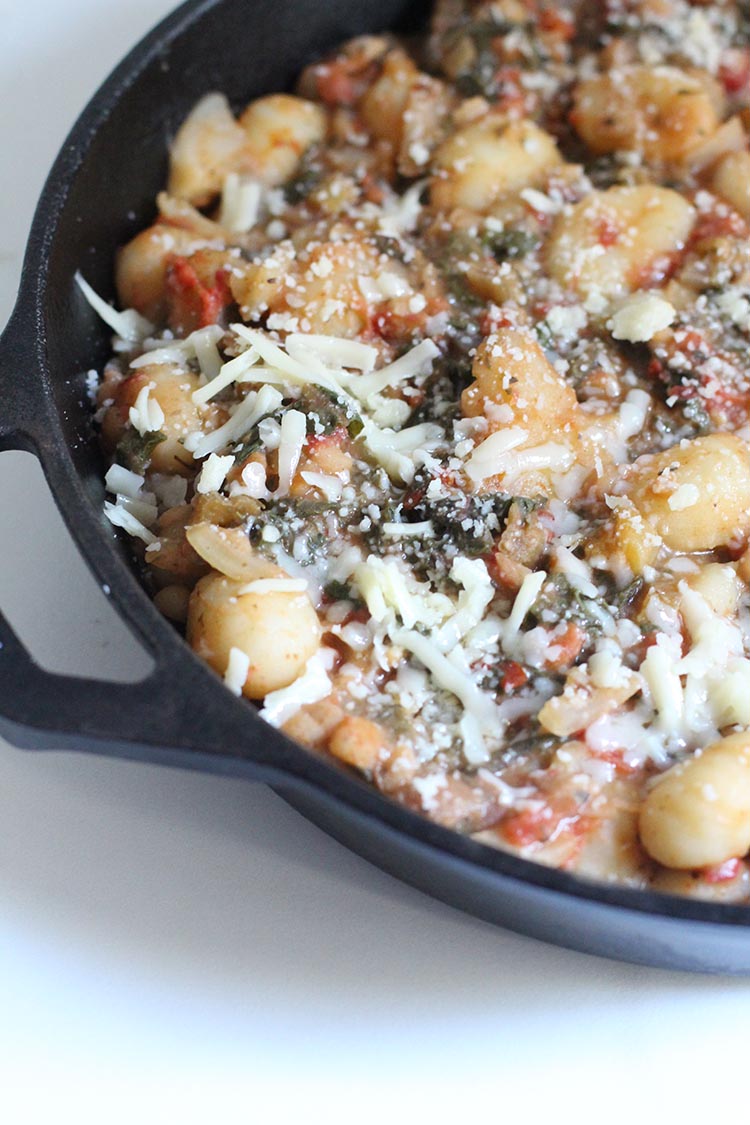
[624,434,750,553]
[547,185,695,300]
[640,733,750,869]
[572,66,722,164]
[431,118,562,213]
[187,570,322,698]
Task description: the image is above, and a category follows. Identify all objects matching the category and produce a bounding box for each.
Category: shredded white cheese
[128,384,165,436]
[465,428,529,483]
[300,470,344,502]
[133,326,224,381]
[260,648,335,727]
[224,647,251,696]
[640,633,685,732]
[104,464,144,499]
[381,521,435,538]
[506,571,547,637]
[186,384,283,459]
[104,501,158,545]
[195,452,234,494]
[191,346,261,405]
[75,272,153,342]
[393,628,502,737]
[219,173,263,233]
[276,409,307,496]
[238,578,309,595]
[352,339,440,401]
[286,333,378,373]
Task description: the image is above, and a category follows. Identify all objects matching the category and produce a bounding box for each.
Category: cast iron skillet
[1,0,749,974]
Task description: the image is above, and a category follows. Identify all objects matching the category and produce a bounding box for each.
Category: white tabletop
[2,2,749,1120]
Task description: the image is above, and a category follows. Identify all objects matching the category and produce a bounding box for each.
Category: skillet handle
[0,306,298,788]
[0,304,47,455]
[0,608,166,753]
[0,598,300,787]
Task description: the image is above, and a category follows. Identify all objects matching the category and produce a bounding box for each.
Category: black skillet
[1,0,749,974]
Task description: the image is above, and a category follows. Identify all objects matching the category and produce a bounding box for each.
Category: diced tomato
[691,206,748,243]
[347,606,371,625]
[494,67,529,115]
[479,306,516,336]
[361,172,386,206]
[370,293,448,343]
[306,426,347,453]
[499,661,529,693]
[725,539,749,562]
[166,256,232,333]
[596,217,620,247]
[501,795,581,848]
[635,250,682,290]
[543,622,587,671]
[370,309,424,341]
[315,62,358,107]
[720,49,750,96]
[534,509,558,546]
[674,328,709,355]
[539,9,575,40]
[703,858,742,884]
[502,805,558,847]
[591,748,639,776]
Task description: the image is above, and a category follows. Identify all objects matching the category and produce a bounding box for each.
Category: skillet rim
[7,0,750,944]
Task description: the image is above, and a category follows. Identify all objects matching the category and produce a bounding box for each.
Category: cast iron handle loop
[0,302,46,455]
[0,307,300,787]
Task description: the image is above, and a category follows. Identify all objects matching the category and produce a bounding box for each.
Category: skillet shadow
[1,743,748,1018]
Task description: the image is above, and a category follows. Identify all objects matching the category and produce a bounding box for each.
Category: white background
[2,1,750,1121]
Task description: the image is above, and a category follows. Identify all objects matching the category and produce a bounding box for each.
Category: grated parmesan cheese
[667,483,700,511]
[377,179,427,236]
